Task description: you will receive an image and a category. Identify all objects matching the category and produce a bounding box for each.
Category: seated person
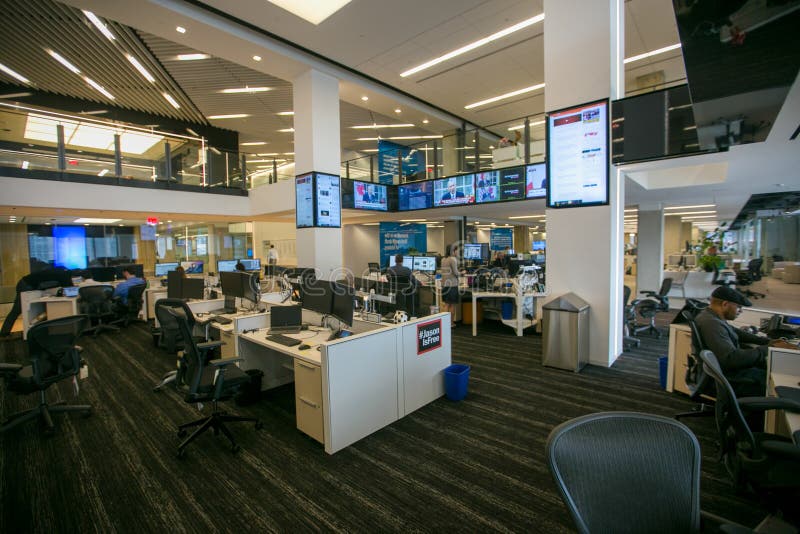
[695,286,795,397]
[387,254,412,279]
[113,267,145,305]
[492,251,509,270]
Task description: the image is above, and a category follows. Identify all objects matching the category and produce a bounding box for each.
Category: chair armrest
[208,357,243,367]
[0,363,23,376]
[738,397,800,414]
[760,439,800,461]
[197,340,224,352]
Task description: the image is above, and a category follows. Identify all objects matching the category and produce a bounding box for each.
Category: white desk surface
[238,328,330,366]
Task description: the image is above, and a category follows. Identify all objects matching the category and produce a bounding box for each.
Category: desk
[237,312,451,454]
[765,347,800,443]
[144,287,168,321]
[471,290,547,337]
[202,311,268,359]
[21,290,80,340]
[667,324,692,394]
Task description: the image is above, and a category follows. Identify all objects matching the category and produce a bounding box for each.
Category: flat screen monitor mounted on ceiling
[546,98,609,209]
[295,172,342,228]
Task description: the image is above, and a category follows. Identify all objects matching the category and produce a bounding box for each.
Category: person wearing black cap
[695,286,795,396]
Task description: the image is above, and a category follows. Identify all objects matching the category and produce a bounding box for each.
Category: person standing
[267,245,279,266]
[440,244,460,327]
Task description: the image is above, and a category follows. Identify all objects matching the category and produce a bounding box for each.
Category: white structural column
[544,0,625,366]
[636,204,664,295]
[293,68,343,279]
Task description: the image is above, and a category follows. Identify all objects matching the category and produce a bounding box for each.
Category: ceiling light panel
[0,62,30,84]
[82,10,115,41]
[125,54,155,83]
[47,50,81,74]
[220,87,271,94]
[208,114,250,119]
[83,76,115,100]
[176,53,210,61]
[266,0,352,25]
[74,218,121,224]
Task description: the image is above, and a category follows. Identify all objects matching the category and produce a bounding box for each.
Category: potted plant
[698,254,720,272]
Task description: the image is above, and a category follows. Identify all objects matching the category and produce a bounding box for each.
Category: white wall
[663,215,682,257]
[427,228,445,255]
[252,221,296,265]
[342,225,380,277]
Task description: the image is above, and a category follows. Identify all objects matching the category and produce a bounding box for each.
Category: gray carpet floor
[0,313,775,532]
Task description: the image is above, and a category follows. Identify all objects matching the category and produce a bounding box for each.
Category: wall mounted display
[295,173,314,228]
[433,174,475,207]
[525,163,546,198]
[295,172,342,228]
[353,181,388,211]
[398,181,433,211]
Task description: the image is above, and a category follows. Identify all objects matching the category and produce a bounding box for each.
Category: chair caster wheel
[231,444,241,453]
[177,448,187,459]
[255,421,263,430]
[177,429,187,438]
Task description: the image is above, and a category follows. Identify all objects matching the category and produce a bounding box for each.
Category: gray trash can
[542,293,590,372]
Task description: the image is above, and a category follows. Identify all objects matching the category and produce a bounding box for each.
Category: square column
[636,204,665,296]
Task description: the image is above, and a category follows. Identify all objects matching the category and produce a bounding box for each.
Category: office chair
[169,309,261,456]
[78,285,120,337]
[387,274,417,317]
[152,298,213,391]
[622,285,640,350]
[367,262,380,275]
[546,412,704,533]
[675,310,717,421]
[112,283,146,327]
[697,350,800,515]
[0,315,91,434]
[632,278,672,338]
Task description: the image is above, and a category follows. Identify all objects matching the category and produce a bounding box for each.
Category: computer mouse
[298,344,310,350]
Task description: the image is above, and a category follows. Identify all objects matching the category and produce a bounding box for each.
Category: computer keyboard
[266,333,302,347]
[209,315,232,325]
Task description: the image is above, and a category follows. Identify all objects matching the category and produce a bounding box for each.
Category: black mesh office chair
[78,285,119,337]
[0,315,91,434]
[697,350,800,514]
[387,274,417,317]
[112,283,146,327]
[546,412,702,533]
[152,298,213,392]
[367,262,380,275]
[622,285,640,350]
[675,309,717,421]
[632,278,672,338]
[169,309,261,457]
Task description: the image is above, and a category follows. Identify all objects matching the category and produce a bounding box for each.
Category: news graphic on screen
[353,181,388,211]
[240,259,261,271]
[463,243,483,260]
[295,174,314,228]
[217,260,238,273]
[475,171,500,203]
[433,174,475,207]
[398,181,433,211]
[532,240,546,251]
[525,163,546,198]
[181,260,204,274]
[412,256,436,272]
[315,173,341,227]
[546,99,609,208]
[499,166,526,201]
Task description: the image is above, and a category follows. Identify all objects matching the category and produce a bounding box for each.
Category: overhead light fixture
[185,128,200,137]
[266,0,351,25]
[47,50,81,74]
[0,63,30,84]
[422,119,429,124]
[125,54,155,83]
[465,83,545,110]
[508,119,545,131]
[256,152,279,156]
[394,108,402,113]
[362,222,379,226]
[74,218,121,224]
[509,215,546,219]
[361,95,368,101]
[241,141,267,146]
[208,114,250,119]
[162,92,180,109]
[21,160,29,169]
[399,219,426,222]
[278,128,294,132]
[681,215,718,220]
[0,92,32,99]
[176,26,187,34]
[220,86,271,94]
[401,13,544,77]
[83,77,115,100]
[82,10,115,41]
[624,43,681,64]
[665,204,715,210]
[79,109,108,115]
[276,111,294,116]
[252,55,262,61]
[624,208,638,212]
[667,210,716,216]
[351,123,414,129]
[98,169,109,176]
[355,135,442,141]
[176,53,210,61]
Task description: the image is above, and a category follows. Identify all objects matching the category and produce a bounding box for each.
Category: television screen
[181,260,204,274]
[154,262,178,277]
[546,99,609,208]
[217,260,238,273]
[316,173,341,227]
[353,181,388,211]
[433,174,474,207]
[398,181,433,211]
[295,173,314,228]
[240,258,261,271]
[412,256,436,272]
[475,171,500,203]
[525,163,546,198]
[532,240,546,251]
[499,166,527,201]
[463,243,483,260]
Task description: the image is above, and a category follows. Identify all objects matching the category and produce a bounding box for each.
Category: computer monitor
[412,256,436,272]
[532,241,546,251]
[331,282,354,327]
[270,304,302,329]
[90,266,116,282]
[301,277,333,315]
[155,262,179,277]
[684,255,697,268]
[220,271,244,298]
[182,278,205,300]
[167,270,183,299]
[241,272,259,303]
[239,259,261,272]
[217,260,238,273]
[463,244,483,261]
[181,260,204,274]
[387,255,414,270]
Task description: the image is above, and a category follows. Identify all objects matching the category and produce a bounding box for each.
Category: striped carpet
[0,313,772,532]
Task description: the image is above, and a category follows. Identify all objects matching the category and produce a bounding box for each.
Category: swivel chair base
[84,322,120,338]
[623,335,640,350]
[633,322,664,339]
[1,391,91,434]
[177,401,261,457]
[675,403,714,421]
[153,371,177,392]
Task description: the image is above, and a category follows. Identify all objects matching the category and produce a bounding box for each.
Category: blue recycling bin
[444,364,470,401]
[658,356,668,390]
[501,301,514,320]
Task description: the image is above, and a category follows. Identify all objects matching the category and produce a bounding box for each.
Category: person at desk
[112,267,145,305]
[695,286,796,396]
[1,265,72,337]
[440,244,460,327]
[387,254,412,279]
[492,251,509,270]
[235,261,246,272]
[174,265,187,278]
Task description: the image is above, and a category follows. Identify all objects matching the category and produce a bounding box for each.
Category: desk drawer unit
[220,330,236,359]
[294,359,324,444]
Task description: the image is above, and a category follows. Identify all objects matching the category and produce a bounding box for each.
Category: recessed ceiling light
[0,63,30,84]
[465,83,545,109]
[361,96,369,101]
[252,55,262,61]
[176,53,210,61]
[176,26,186,34]
[167,220,172,223]
[83,77,115,100]
[220,86,270,94]
[664,204,715,210]
[125,54,155,83]
[241,141,267,146]
[82,10,116,41]
[98,169,109,176]
[45,222,51,225]
[509,214,546,219]
[266,0,352,25]
[74,218,120,224]
[624,43,681,64]
[21,160,29,170]
[118,224,124,227]
[401,13,544,77]
[162,92,180,109]
[276,111,294,116]
[394,108,402,113]
[47,50,81,74]
[278,128,295,133]
[422,119,429,124]
[207,114,250,119]
[351,123,414,129]
[508,119,545,130]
